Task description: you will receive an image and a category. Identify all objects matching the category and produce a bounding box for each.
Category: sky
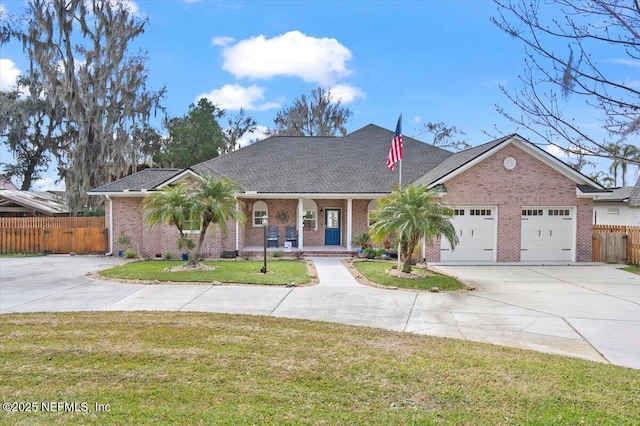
[0,0,633,190]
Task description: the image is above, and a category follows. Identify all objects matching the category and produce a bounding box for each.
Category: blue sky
[0,0,629,190]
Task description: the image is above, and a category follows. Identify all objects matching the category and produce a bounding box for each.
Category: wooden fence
[0,217,108,255]
[592,225,640,265]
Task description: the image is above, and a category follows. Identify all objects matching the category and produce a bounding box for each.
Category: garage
[441,207,496,262]
[520,207,575,262]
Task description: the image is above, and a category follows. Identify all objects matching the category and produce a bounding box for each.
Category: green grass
[0,312,638,425]
[0,253,45,258]
[621,264,640,275]
[99,260,310,285]
[352,260,464,290]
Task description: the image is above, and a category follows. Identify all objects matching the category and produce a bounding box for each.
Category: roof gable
[629,176,640,207]
[414,134,603,189]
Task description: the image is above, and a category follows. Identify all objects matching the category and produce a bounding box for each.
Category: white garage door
[441,207,496,262]
[520,207,575,262]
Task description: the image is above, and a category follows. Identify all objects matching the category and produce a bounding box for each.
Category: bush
[124,250,138,259]
[163,251,173,260]
[271,250,283,258]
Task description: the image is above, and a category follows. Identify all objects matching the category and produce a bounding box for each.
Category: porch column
[297,198,304,250]
[346,198,353,251]
[235,200,240,251]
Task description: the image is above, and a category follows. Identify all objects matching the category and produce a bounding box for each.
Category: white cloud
[545,144,568,158]
[237,125,270,148]
[608,58,640,68]
[0,59,21,91]
[220,30,353,85]
[32,177,65,191]
[196,84,280,111]
[212,36,234,47]
[326,84,364,103]
[412,116,422,125]
[0,5,7,17]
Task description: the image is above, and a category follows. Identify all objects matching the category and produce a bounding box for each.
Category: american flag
[386,115,403,172]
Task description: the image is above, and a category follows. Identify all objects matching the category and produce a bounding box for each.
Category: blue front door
[324,209,341,245]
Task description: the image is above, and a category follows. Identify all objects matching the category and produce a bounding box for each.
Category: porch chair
[266,225,279,248]
[285,225,298,248]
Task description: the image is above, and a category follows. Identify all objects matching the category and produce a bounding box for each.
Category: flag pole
[397,114,402,272]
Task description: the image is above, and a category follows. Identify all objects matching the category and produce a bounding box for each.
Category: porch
[240,245,357,258]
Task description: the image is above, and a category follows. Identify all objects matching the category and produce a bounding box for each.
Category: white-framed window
[303,199,318,230]
[253,201,268,227]
[367,200,379,227]
[183,217,201,234]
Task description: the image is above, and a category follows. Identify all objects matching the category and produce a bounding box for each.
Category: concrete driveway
[1,256,639,370]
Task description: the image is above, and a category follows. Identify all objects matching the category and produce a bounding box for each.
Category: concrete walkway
[1,255,639,370]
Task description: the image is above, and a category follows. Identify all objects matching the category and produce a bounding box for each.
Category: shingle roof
[413,135,512,186]
[629,176,640,207]
[0,190,69,215]
[592,186,632,201]
[89,169,182,192]
[193,124,453,193]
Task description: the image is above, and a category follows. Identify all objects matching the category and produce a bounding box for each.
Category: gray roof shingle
[89,169,182,192]
[193,124,453,193]
[629,176,640,207]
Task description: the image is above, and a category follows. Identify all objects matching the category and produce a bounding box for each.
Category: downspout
[105,195,114,255]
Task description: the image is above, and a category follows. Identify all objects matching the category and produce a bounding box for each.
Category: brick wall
[110,196,240,259]
[427,143,593,262]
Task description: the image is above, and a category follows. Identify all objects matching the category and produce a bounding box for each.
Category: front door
[324,209,341,245]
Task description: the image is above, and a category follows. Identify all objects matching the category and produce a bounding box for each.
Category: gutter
[105,195,114,256]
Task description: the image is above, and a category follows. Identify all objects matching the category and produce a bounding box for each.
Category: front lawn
[352,260,464,290]
[99,260,311,285]
[1,312,638,425]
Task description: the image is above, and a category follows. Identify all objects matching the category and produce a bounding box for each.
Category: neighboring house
[0,175,18,191]
[89,124,605,263]
[0,190,70,217]
[593,178,640,226]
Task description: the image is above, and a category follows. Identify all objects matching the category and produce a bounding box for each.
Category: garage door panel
[521,207,574,262]
[441,207,496,262]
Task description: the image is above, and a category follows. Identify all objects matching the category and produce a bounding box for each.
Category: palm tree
[143,181,198,261]
[606,143,639,187]
[192,175,246,261]
[369,185,458,273]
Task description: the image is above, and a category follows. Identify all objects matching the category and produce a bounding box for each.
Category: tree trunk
[402,240,417,273]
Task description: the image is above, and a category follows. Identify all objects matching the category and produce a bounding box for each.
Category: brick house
[89,124,604,263]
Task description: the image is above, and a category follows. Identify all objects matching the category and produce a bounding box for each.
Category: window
[470,209,492,216]
[522,209,543,216]
[253,201,268,227]
[183,218,201,234]
[368,200,379,227]
[454,209,465,216]
[548,209,570,216]
[606,207,619,215]
[303,199,318,230]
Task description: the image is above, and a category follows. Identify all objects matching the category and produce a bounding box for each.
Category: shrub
[124,250,138,259]
[163,251,173,260]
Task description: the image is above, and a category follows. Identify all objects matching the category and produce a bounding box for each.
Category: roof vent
[503,157,517,170]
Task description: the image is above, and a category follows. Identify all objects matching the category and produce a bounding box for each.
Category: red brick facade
[105,143,593,262]
[430,144,592,262]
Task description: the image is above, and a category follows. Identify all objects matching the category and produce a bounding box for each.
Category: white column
[422,234,426,263]
[235,200,240,251]
[297,198,304,250]
[346,198,353,251]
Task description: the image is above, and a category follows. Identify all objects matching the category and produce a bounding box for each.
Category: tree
[369,185,458,273]
[223,108,257,154]
[143,182,198,262]
[1,0,165,212]
[143,175,245,267]
[192,175,245,261]
[606,143,639,187]
[270,87,353,136]
[154,98,225,168]
[0,74,66,189]
[420,122,471,152]
[492,0,640,165]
